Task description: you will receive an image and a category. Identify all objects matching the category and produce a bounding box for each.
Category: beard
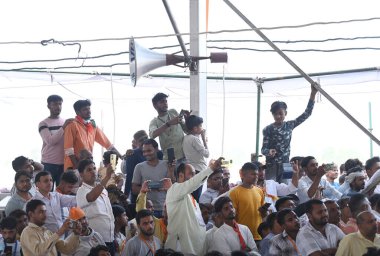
[140,228,155,237]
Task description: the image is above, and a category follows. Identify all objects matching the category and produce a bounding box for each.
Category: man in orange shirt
[229,162,268,241]
[64,99,122,170]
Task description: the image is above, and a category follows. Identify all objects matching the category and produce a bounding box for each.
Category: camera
[148,181,163,190]
[68,220,77,229]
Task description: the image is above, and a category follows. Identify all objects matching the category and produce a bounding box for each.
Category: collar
[28,222,46,230]
[281,230,290,238]
[357,231,380,242]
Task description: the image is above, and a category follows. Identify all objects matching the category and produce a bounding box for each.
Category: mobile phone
[179,109,185,118]
[68,220,77,229]
[263,202,272,208]
[110,154,117,169]
[167,148,175,164]
[148,181,163,190]
[282,163,293,179]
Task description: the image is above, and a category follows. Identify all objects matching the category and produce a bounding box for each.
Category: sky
[1,0,380,188]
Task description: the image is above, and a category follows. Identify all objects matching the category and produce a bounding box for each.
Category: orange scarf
[159,219,168,243]
[75,115,95,133]
[232,220,247,251]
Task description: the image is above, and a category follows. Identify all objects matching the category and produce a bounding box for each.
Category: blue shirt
[262,100,314,164]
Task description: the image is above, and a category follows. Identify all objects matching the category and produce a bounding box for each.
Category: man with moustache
[39,95,73,187]
[64,99,122,170]
[296,199,345,256]
[336,211,380,256]
[122,209,161,255]
[212,196,260,256]
[269,209,301,256]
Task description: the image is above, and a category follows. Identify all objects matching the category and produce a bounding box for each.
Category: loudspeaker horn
[129,38,184,87]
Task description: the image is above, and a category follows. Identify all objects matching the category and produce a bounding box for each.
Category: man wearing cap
[149,92,190,161]
[261,86,317,182]
[68,207,106,256]
[39,95,73,187]
[64,99,122,170]
[338,166,366,196]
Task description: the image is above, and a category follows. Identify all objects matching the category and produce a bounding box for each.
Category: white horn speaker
[129,38,184,86]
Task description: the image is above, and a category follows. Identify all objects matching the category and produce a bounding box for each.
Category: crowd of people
[2,90,380,256]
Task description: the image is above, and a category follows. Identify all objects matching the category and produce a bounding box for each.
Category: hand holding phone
[110,154,117,170]
[167,148,175,164]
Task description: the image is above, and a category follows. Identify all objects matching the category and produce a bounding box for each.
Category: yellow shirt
[336,231,380,256]
[230,185,264,240]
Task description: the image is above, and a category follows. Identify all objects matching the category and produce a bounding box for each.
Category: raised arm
[86,164,114,202]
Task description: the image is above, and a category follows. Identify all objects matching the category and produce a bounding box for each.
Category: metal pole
[162,0,190,63]
[254,78,263,161]
[223,0,380,146]
[369,102,373,157]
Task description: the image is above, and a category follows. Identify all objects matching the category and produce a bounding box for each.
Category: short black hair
[73,99,91,112]
[344,158,363,173]
[0,216,17,230]
[155,249,185,256]
[47,95,63,104]
[241,162,258,173]
[349,193,368,216]
[102,150,118,165]
[133,130,148,142]
[135,209,153,225]
[290,156,304,163]
[12,156,28,171]
[176,163,187,179]
[185,115,203,131]
[365,157,380,170]
[204,251,224,256]
[152,92,168,105]
[8,209,27,219]
[275,196,293,211]
[14,170,32,183]
[208,168,223,180]
[88,245,109,256]
[112,204,126,218]
[60,170,79,184]
[270,101,287,113]
[305,199,324,214]
[276,208,294,226]
[34,171,51,183]
[25,199,45,216]
[266,212,278,230]
[231,251,249,256]
[214,196,232,213]
[301,156,316,168]
[142,138,159,149]
[77,159,95,173]
[257,221,269,238]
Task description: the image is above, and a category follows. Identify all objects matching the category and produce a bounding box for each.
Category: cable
[207,46,380,52]
[1,17,380,44]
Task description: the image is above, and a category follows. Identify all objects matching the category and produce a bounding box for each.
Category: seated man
[341,170,366,196]
[5,171,33,216]
[0,216,22,256]
[89,245,111,256]
[336,211,380,256]
[200,168,223,205]
[20,199,81,256]
[296,199,345,256]
[122,209,161,255]
[211,196,260,256]
[8,209,28,240]
[269,209,301,256]
[298,157,342,203]
[32,171,76,233]
[68,207,106,256]
[259,212,283,256]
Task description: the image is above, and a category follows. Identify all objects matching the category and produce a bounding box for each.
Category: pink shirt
[39,117,65,165]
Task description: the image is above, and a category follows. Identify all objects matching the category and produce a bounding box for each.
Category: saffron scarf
[232,220,247,251]
[75,115,95,133]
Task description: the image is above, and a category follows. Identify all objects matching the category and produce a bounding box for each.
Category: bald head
[356,211,377,238]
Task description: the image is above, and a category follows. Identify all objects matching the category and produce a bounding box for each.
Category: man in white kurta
[165,160,221,255]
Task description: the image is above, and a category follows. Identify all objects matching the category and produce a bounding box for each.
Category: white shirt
[182,134,209,171]
[212,223,260,256]
[296,221,345,256]
[71,228,105,256]
[165,168,212,255]
[76,183,115,242]
[33,191,76,233]
[298,175,342,203]
[205,226,218,253]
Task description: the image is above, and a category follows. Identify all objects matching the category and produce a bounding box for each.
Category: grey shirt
[122,235,161,256]
[149,109,186,160]
[5,192,31,216]
[132,160,169,211]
